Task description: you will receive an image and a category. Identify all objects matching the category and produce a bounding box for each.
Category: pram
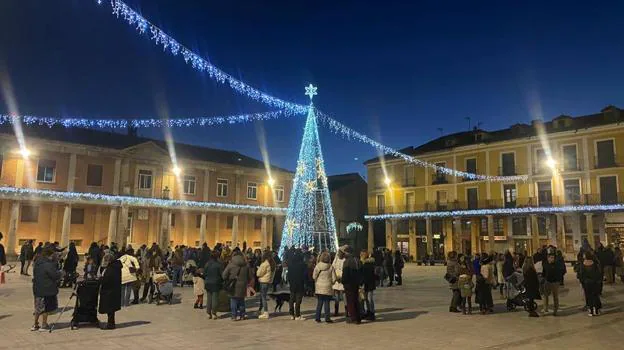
[70,279,101,330]
[181,260,197,287]
[60,270,79,288]
[505,271,537,312]
[151,271,173,305]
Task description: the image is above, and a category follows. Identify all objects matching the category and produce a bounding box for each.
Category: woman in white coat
[332,247,346,317]
[313,252,337,323]
[118,251,140,307]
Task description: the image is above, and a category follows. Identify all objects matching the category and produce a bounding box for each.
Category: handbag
[444,273,457,284]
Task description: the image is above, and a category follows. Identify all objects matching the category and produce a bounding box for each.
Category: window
[580,214,587,233]
[562,145,578,171]
[494,218,504,235]
[405,192,415,212]
[599,176,618,204]
[564,179,581,204]
[535,149,547,174]
[36,159,56,183]
[86,164,103,186]
[374,168,383,188]
[254,218,262,230]
[274,185,285,202]
[433,162,447,183]
[564,215,573,233]
[247,182,258,200]
[253,241,262,248]
[504,184,517,208]
[501,153,516,176]
[196,214,202,229]
[138,169,153,189]
[512,217,527,236]
[436,190,448,210]
[538,216,548,235]
[170,213,176,227]
[480,219,488,236]
[596,139,615,168]
[217,178,228,197]
[537,181,553,206]
[226,216,233,229]
[466,158,477,174]
[376,194,386,213]
[21,205,39,223]
[467,188,478,209]
[70,208,85,224]
[180,175,195,195]
[404,165,415,186]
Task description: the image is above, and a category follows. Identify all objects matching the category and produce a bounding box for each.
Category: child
[84,257,97,280]
[457,258,474,315]
[193,268,205,309]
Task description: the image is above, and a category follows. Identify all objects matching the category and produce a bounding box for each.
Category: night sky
[2,0,624,178]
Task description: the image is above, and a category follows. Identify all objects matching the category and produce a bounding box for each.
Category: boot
[334,303,339,316]
[345,306,349,318]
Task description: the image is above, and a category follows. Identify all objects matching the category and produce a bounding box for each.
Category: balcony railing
[431,173,448,185]
[462,169,478,182]
[498,166,525,177]
[594,155,622,169]
[533,159,584,175]
[367,192,624,215]
[402,179,417,187]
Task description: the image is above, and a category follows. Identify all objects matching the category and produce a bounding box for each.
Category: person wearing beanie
[542,253,564,315]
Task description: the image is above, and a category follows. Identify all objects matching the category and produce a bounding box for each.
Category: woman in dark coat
[383,250,395,287]
[88,242,101,267]
[222,250,252,320]
[286,249,307,320]
[203,250,224,319]
[393,251,405,286]
[580,251,603,316]
[64,242,79,274]
[99,254,122,329]
[522,256,541,317]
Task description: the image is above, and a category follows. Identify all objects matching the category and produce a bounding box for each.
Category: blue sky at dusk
[2,0,624,178]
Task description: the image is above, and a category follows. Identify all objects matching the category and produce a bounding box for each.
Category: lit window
[247,182,258,200]
[37,159,56,183]
[274,185,284,202]
[138,169,153,189]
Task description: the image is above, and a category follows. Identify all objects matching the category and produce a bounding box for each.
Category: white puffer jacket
[119,254,139,285]
[332,257,345,291]
[313,262,337,296]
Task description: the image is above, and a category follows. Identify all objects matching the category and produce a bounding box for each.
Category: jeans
[141,278,154,301]
[122,283,133,307]
[206,291,219,315]
[450,289,461,311]
[230,297,245,319]
[363,290,375,315]
[315,295,332,321]
[604,266,614,284]
[172,265,183,286]
[543,282,560,312]
[259,283,270,313]
[21,260,31,274]
[289,290,304,317]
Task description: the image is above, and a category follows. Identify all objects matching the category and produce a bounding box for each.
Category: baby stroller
[60,270,79,288]
[182,260,197,287]
[505,271,537,312]
[70,279,101,330]
[151,271,174,305]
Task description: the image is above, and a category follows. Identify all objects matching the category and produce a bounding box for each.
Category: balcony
[594,155,622,169]
[402,179,417,187]
[462,169,478,182]
[431,173,448,185]
[498,166,524,177]
[561,158,583,172]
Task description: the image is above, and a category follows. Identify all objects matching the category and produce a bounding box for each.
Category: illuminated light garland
[346,222,363,233]
[0,186,286,214]
[317,111,529,183]
[365,204,624,221]
[96,0,307,115]
[0,110,303,129]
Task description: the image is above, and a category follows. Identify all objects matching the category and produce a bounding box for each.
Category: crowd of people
[445,240,623,318]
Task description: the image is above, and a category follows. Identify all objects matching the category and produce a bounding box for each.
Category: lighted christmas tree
[279,85,338,256]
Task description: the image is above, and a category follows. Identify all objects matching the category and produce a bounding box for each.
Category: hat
[339,245,349,253]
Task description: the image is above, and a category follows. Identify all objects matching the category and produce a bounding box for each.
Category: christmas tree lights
[279,86,338,256]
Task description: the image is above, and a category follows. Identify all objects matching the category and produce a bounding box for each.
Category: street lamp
[384,177,392,187]
[267,177,275,187]
[546,158,557,172]
[18,148,30,158]
[172,166,182,176]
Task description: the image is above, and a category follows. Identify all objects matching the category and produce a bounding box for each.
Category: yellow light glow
[546,158,557,170]
[267,178,275,187]
[384,177,392,186]
[19,148,30,158]
[172,166,182,176]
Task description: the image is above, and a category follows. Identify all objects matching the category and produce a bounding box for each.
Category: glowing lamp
[172,166,182,176]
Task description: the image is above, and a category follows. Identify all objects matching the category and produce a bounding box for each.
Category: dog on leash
[270,293,291,312]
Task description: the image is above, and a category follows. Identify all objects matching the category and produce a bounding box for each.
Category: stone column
[367,219,374,252]
[453,217,461,253]
[235,174,241,204]
[470,218,479,254]
[232,215,239,247]
[385,220,393,251]
[107,207,118,246]
[392,219,398,252]
[60,204,72,247]
[425,217,433,255]
[49,204,59,243]
[94,207,102,244]
[6,201,20,255]
[67,153,77,192]
[159,210,170,248]
[215,213,220,244]
[530,214,539,255]
[409,219,417,261]
[487,215,495,253]
[261,216,268,249]
[183,213,189,246]
[556,213,565,249]
[112,158,122,195]
[199,213,207,245]
[585,213,594,249]
[117,206,129,247]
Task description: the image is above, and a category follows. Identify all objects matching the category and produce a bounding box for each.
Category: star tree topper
[305,84,318,102]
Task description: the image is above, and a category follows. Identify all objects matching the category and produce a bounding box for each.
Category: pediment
[122,141,169,161]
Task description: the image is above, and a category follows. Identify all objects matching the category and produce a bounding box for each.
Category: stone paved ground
[2,264,624,349]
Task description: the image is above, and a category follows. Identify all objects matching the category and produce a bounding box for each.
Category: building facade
[0,126,292,254]
[365,106,624,260]
[328,173,368,252]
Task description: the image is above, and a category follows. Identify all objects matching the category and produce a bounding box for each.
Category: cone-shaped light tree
[279,85,338,256]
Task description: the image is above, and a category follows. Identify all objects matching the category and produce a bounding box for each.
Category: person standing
[204,250,224,319]
[256,251,275,319]
[61,242,79,287]
[580,251,603,316]
[99,254,122,329]
[222,249,252,321]
[522,257,541,318]
[446,251,461,313]
[383,250,395,287]
[373,248,384,287]
[332,248,346,316]
[477,253,495,314]
[393,250,404,286]
[287,249,306,320]
[20,240,34,276]
[313,251,337,323]
[360,250,377,320]
[614,247,624,283]
[603,245,616,284]
[542,253,563,316]
[496,253,505,296]
[118,250,139,307]
[170,247,184,287]
[0,233,7,286]
[342,246,362,324]
[31,248,62,331]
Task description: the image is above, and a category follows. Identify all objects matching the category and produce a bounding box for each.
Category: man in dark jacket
[542,253,564,315]
[222,250,252,320]
[20,240,34,276]
[99,253,122,330]
[31,247,62,331]
[603,245,615,284]
[342,246,362,324]
[286,249,306,320]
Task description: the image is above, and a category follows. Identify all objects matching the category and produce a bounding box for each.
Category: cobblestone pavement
[2,264,624,349]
